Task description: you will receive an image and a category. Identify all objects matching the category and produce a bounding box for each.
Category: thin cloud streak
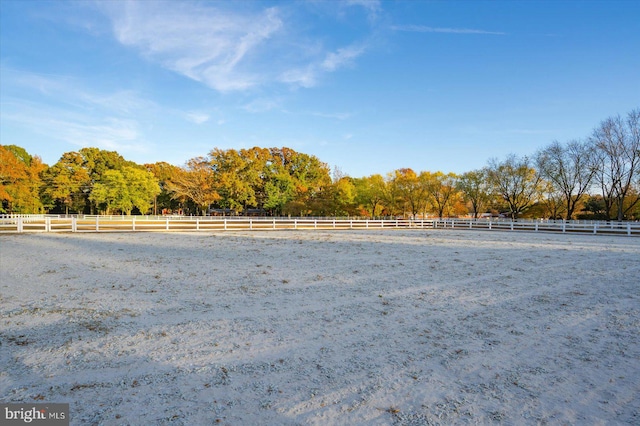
[322,44,366,72]
[185,112,210,124]
[104,2,283,92]
[280,42,367,88]
[391,24,506,35]
[2,102,149,155]
[100,2,373,92]
[1,69,154,155]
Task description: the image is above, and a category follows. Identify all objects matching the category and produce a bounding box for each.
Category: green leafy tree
[321,173,357,216]
[90,165,159,215]
[79,148,129,213]
[41,151,91,214]
[263,172,295,215]
[354,174,386,218]
[90,169,125,214]
[124,166,161,214]
[146,161,184,214]
[210,148,256,213]
[269,147,332,216]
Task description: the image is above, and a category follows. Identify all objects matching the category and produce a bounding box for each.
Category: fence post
[628,223,632,236]
[562,222,566,233]
[132,216,136,231]
[96,216,100,232]
[488,220,491,230]
[224,218,227,230]
[273,218,276,229]
[17,217,23,233]
[294,218,297,230]
[250,219,253,230]
[593,223,597,235]
[72,217,77,232]
[535,222,538,232]
[196,217,200,231]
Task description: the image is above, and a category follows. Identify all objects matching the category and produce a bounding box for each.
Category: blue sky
[1,0,639,178]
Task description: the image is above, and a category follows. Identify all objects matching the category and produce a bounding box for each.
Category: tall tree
[591,109,640,220]
[269,147,332,215]
[423,171,458,218]
[538,179,567,219]
[0,145,46,213]
[353,174,386,218]
[145,161,184,214]
[325,175,357,216]
[41,151,90,214]
[79,148,129,213]
[90,169,127,215]
[487,154,541,220]
[535,139,597,220]
[166,157,220,215]
[263,172,295,215]
[90,166,159,215]
[209,148,257,213]
[391,168,425,219]
[457,169,491,218]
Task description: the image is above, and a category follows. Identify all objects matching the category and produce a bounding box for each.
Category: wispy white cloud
[322,44,366,71]
[242,97,283,113]
[101,2,283,92]
[280,42,367,88]
[185,111,210,124]
[99,2,373,92]
[344,0,382,23]
[309,111,352,120]
[279,65,319,88]
[2,101,149,154]
[0,68,154,155]
[391,24,506,36]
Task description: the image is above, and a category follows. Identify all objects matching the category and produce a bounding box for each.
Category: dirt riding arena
[1,229,638,424]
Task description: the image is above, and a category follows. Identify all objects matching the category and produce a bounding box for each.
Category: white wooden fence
[432,218,639,236]
[0,215,638,236]
[0,216,429,233]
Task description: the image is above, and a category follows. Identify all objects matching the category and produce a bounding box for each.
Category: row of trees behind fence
[1,109,638,220]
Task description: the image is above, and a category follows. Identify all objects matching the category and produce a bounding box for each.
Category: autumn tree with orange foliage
[0,145,46,214]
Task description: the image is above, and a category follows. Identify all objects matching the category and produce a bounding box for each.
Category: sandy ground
[1,229,639,425]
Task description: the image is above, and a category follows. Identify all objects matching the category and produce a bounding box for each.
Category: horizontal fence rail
[431,218,639,236]
[0,216,639,236]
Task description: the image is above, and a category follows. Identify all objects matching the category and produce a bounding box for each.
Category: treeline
[1,108,638,220]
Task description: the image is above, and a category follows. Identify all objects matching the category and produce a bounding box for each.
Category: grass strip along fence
[0,215,638,236]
